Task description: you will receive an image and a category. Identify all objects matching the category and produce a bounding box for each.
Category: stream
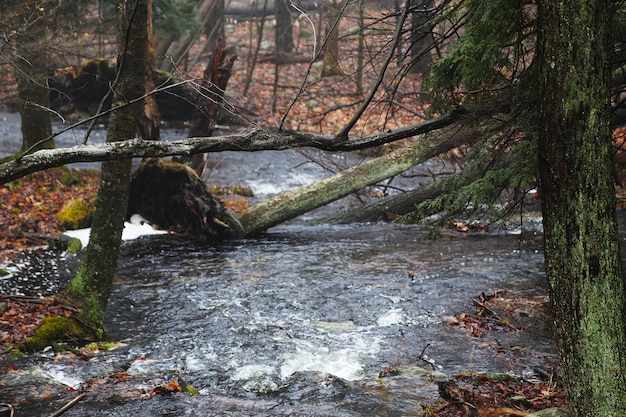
[0,112,557,416]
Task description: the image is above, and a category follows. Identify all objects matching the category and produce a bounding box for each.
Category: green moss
[15,316,94,353]
[67,237,83,253]
[57,197,95,230]
[65,269,107,332]
[57,167,85,187]
[457,371,518,382]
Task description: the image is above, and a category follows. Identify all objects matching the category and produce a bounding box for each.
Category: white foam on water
[38,364,83,389]
[231,364,276,380]
[247,172,320,196]
[376,308,404,326]
[280,334,381,381]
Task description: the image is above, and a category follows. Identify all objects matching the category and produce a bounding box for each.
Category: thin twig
[336,0,413,139]
[46,393,86,417]
[417,343,435,370]
[0,403,14,417]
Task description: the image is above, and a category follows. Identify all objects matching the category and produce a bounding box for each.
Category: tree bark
[537,0,626,414]
[200,0,224,53]
[407,0,434,74]
[15,4,54,153]
[65,0,148,331]
[138,0,160,141]
[321,0,344,77]
[275,0,295,54]
[187,42,237,174]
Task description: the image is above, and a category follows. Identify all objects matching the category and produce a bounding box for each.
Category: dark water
[0,226,553,416]
[0,111,555,416]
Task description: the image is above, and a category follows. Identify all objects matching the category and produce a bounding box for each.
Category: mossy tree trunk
[239,121,479,235]
[65,0,148,332]
[537,0,626,414]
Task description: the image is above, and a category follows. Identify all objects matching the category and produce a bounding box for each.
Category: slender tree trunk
[243,0,269,97]
[201,0,224,54]
[321,0,344,77]
[407,0,433,74]
[537,0,626,414]
[15,5,54,153]
[188,42,237,175]
[65,0,148,331]
[356,0,364,95]
[139,0,160,141]
[276,0,295,53]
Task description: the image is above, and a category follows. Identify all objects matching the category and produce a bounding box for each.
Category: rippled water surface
[1,225,554,416]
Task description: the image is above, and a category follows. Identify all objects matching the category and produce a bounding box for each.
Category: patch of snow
[63,214,168,248]
[38,364,83,389]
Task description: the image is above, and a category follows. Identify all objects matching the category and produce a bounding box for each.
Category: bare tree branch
[1,109,465,185]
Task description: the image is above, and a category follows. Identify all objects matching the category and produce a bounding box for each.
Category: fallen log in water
[238,125,482,235]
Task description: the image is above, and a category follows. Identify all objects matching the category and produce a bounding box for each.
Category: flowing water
[0,112,555,416]
[2,227,552,416]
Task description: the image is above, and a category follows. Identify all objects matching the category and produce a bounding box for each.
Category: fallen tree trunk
[322,179,449,224]
[239,125,482,235]
[321,141,527,225]
[0,110,463,184]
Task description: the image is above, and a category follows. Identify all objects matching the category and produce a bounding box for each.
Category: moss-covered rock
[14,316,95,354]
[57,197,95,230]
[67,237,83,253]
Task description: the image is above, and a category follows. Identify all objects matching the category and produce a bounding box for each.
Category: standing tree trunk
[407,0,433,75]
[139,0,160,141]
[65,0,148,332]
[537,0,626,415]
[187,41,237,175]
[321,0,344,77]
[200,0,225,55]
[276,0,295,54]
[15,4,54,153]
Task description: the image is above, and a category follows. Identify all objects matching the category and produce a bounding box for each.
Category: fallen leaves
[0,168,99,252]
[432,373,567,417]
[446,290,550,338]
[0,296,76,345]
